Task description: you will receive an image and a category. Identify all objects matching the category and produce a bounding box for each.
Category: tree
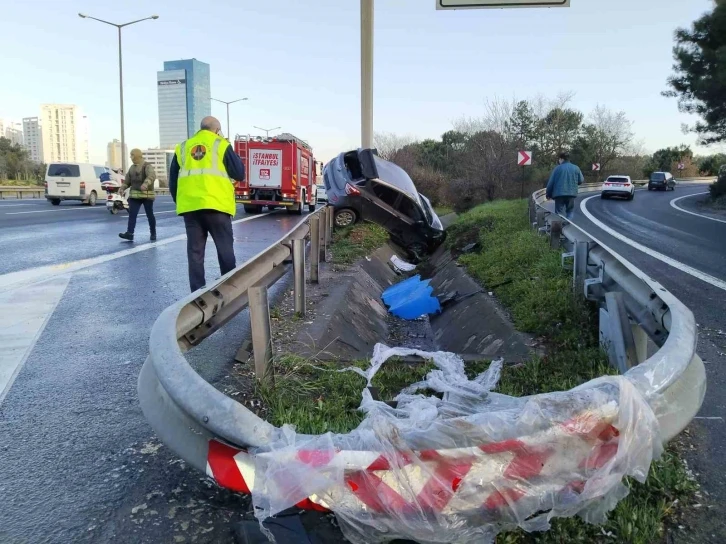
[643,146,694,177]
[698,153,726,175]
[665,2,726,144]
[535,108,584,164]
[0,137,44,183]
[571,106,634,180]
[373,132,418,161]
[506,100,538,149]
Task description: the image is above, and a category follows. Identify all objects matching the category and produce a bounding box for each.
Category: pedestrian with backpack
[119,148,157,242]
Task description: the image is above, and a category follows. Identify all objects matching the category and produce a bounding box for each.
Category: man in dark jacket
[119,149,157,241]
[546,152,584,220]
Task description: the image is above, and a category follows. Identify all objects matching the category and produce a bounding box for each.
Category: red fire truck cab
[233,134,318,214]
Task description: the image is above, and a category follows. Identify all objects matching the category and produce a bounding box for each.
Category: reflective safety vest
[175,130,236,216]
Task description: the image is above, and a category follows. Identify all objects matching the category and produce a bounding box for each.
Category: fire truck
[233,133,318,214]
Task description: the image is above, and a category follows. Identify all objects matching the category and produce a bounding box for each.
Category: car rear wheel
[334,208,357,228]
[88,191,97,206]
[601,193,608,199]
[51,199,61,206]
[628,191,634,201]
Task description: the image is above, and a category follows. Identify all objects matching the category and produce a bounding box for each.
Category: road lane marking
[581,195,726,292]
[0,275,71,406]
[0,213,269,293]
[670,192,726,225]
[5,206,108,215]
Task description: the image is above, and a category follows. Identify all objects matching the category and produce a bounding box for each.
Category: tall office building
[40,104,85,163]
[142,148,175,184]
[157,58,211,149]
[107,139,127,170]
[22,117,43,162]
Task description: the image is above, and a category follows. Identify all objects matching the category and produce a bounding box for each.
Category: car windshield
[419,193,434,225]
[47,164,80,177]
[650,173,666,181]
[608,177,629,183]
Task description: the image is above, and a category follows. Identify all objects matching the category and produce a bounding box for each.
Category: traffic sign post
[518,151,532,197]
[437,0,570,9]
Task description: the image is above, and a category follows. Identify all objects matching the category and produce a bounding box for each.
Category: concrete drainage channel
[139,193,706,543]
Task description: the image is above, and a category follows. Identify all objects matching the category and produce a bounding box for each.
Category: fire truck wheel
[244,205,263,214]
[308,202,317,212]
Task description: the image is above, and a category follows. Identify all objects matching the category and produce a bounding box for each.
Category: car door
[390,193,427,247]
[360,181,404,232]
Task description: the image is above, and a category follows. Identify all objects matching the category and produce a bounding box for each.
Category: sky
[0,0,721,165]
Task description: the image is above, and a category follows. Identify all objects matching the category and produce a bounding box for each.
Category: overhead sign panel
[437,0,569,9]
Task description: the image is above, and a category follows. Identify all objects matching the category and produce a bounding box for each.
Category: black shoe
[150,233,157,241]
[119,232,134,241]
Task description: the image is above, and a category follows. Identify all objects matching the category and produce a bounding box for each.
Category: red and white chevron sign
[518,151,532,166]
[206,407,626,528]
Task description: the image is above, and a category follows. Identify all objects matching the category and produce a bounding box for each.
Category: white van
[45,163,109,206]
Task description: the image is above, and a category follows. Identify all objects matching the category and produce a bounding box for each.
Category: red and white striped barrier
[206,376,659,543]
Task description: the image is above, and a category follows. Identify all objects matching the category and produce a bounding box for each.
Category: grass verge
[330,222,389,267]
[260,199,697,542]
[257,356,433,435]
[449,199,698,543]
[434,205,454,216]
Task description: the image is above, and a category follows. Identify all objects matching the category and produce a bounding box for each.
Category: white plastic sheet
[250,344,662,544]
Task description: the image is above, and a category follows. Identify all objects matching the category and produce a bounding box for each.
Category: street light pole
[118,26,125,172]
[361,0,374,149]
[211,97,248,139]
[78,13,159,172]
[253,126,281,138]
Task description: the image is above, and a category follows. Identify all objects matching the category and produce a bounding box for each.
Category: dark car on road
[648,171,676,191]
[323,148,446,260]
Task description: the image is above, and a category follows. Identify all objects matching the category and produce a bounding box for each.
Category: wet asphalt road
[571,184,726,540]
[0,197,311,543]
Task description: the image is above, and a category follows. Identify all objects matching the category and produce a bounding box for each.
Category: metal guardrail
[139,206,333,473]
[530,187,706,441]
[0,186,171,199]
[138,185,706,538]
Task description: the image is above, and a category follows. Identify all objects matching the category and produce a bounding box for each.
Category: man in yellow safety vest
[169,116,246,292]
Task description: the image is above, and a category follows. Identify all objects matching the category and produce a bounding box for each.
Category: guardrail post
[249,285,274,385]
[326,207,333,245]
[310,216,320,284]
[320,209,328,263]
[632,324,649,364]
[550,220,562,249]
[604,292,639,373]
[293,238,306,316]
[573,241,589,296]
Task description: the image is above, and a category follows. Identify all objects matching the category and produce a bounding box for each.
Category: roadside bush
[710,172,726,199]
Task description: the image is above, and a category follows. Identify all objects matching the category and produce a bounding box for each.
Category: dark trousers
[554,196,576,220]
[127,198,156,235]
[183,210,236,292]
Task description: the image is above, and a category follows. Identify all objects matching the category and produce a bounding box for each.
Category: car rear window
[608,177,629,183]
[650,173,666,181]
[47,164,80,177]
